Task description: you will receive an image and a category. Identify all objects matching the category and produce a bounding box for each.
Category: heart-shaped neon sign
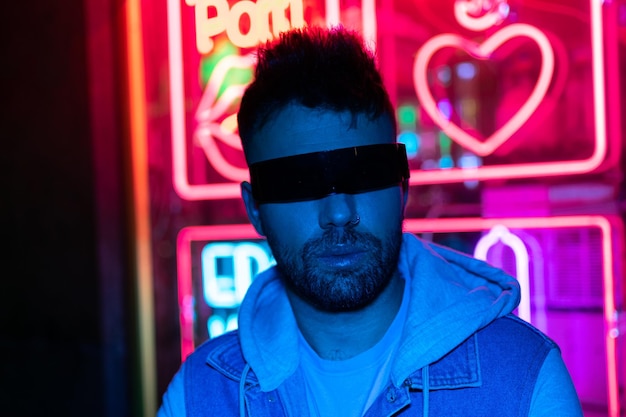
[413,23,555,157]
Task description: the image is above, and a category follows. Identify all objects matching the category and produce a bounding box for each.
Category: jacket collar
[406,334,482,390]
[204,329,483,391]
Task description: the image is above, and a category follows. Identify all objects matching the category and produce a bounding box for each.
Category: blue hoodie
[158,233,582,416]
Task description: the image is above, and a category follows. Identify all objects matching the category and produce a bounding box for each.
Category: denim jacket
[182,315,559,416]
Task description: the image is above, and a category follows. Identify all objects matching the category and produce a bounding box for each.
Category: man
[159,26,583,416]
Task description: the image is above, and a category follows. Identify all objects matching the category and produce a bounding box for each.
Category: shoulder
[485,318,583,416]
[470,316,562,413]
[183,330,246,382]
[479,314,557,350]
[477,314,558,381]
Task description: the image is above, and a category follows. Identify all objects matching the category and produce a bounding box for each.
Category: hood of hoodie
[237,232,520,392]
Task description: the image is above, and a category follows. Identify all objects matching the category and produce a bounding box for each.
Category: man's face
[243,104,406,312]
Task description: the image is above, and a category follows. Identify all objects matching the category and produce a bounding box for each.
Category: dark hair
[237,26,396,151]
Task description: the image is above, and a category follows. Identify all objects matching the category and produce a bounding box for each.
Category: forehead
[246,104,396,164]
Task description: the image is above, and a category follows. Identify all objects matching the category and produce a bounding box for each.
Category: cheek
[358,188,405,225]
[258,203,313,244]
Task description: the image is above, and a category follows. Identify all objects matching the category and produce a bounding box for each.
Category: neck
[287,273,405,360]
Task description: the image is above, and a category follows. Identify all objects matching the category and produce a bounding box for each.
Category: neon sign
[453,0,510,31]
[167,0,616,201]
[414,23,555,157]
[407,0,611,185]
[202,242,274,307]
[201,241,275,337]
[194,53,255,182]
[185,0,305,54]
[474,225,531,322]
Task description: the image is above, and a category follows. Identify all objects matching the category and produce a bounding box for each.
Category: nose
[318,193,358,229]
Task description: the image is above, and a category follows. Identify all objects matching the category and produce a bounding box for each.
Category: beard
[265,224,403,312]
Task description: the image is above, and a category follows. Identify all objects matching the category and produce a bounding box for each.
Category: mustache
[304,228,379,255]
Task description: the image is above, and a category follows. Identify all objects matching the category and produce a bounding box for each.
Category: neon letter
[201,242,273,308]
[187,0,229,54]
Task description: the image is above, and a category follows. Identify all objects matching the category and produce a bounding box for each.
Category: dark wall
[1,1,131,416]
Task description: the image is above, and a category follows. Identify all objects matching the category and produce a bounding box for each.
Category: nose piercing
[350,215,360,225]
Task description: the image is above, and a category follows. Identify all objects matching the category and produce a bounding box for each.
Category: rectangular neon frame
[176,215,621,416]
[166,0,611,201]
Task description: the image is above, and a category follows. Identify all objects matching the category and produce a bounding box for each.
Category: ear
[241,181,265,236]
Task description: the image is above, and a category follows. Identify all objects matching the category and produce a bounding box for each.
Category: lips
[304,229,375,270]
[316,247,368,269]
